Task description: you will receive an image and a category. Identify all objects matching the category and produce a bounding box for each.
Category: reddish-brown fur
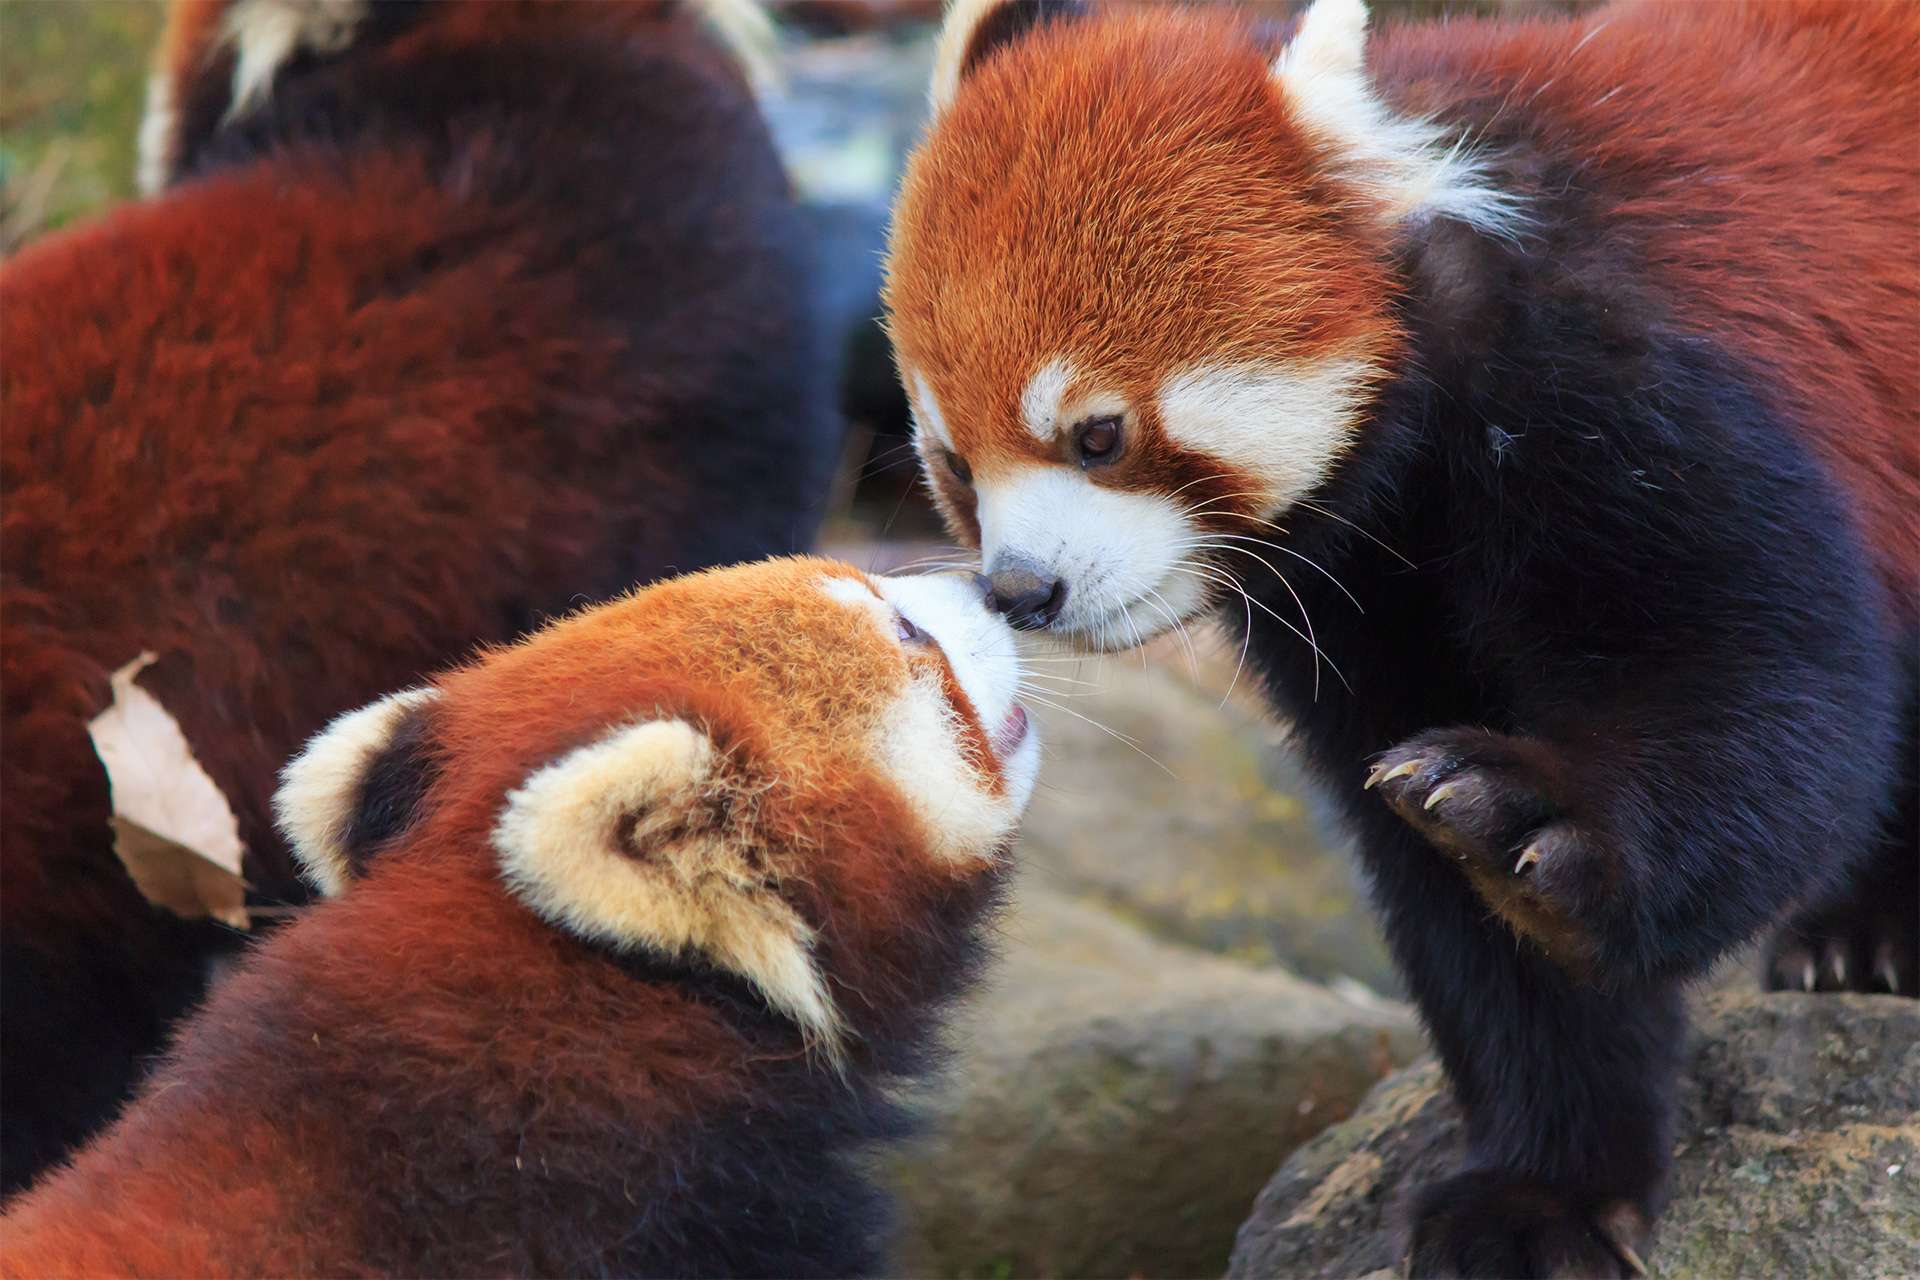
[1,0,835,1191]
[0,558,1008,1277]
[1373,0,1919,603]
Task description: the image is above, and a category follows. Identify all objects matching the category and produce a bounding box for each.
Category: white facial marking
[976,468,1210,651]
[908,369,956,453]
[1020,357,1076,442]
[1156,357,1375,513]
[275,686,440,897]
[816,573,1038,850]
[1273,0,1523,236]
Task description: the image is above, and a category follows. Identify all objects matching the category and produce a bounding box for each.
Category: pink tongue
[992,704,1029,757]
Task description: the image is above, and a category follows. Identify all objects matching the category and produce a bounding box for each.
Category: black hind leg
[1764,694,1917,996]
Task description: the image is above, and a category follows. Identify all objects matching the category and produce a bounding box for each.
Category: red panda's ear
[138,0,428,194]
[274,686,441,898]
[928,0,1086,115]
[490,718,847,1061]
[1270,0,1522,237]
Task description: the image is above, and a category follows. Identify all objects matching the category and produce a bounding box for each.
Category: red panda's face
[275,558,1035,1061]
[886,0,1509,648]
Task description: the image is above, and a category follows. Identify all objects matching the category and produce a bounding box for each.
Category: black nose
[984,561,1068,630]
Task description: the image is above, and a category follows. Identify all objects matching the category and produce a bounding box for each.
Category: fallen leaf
[87,652,249,929]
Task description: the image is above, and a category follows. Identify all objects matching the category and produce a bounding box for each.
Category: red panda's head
[138,0,769,194]
[272,558,1035,1064]
[885,0,1517,647]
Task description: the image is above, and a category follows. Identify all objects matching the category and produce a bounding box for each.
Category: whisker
[1140,586,1199,678]
[1192,533,1364,613]
[1177,544,1326,699]
[1292,499,1419,569]
[1168,564,1351,698]
[1018,691,1177,778]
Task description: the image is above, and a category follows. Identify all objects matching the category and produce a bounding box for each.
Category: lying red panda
[0,557,1037,1277]
[884,0,1917,1274]
[0,0,837,1194]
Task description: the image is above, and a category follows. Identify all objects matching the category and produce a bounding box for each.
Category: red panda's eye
[1075,416,1123,466]
[942,449,973,486]
[894,610,929,645]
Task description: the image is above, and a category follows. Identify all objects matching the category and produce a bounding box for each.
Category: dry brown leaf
[87,652,250,930]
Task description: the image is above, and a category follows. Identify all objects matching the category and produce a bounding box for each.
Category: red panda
[883,0,1917,1274]
[0,557,1037,1277]
[0,0,837,1194]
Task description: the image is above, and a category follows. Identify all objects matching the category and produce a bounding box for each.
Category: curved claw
[1365,758,1423,790]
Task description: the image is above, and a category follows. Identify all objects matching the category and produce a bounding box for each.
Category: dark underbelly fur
[1224,218,1915,1276]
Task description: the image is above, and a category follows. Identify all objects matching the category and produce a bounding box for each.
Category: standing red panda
[883,0,1917,1273]
[0,0,837,1194]
[0,557,1038,1277]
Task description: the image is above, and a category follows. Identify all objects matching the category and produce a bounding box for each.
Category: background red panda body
[0,557,1038,1277]
[885,1,1915,1273]
[0,0,838,1194]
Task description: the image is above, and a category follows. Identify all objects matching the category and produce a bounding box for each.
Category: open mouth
[990,704,1030,758]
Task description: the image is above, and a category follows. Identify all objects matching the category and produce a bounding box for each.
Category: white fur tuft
[135,73,178,196]
[930,0,1007,115]
[221,0,369,118]
[275,686,439,898]
[1273,0,1523,237]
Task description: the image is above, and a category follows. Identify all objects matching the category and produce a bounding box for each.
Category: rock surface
[1228,992,1920,1279]
[1017,646,1400,994]
[890,887,1424,1280]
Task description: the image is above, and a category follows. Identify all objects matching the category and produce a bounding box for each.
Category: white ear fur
[1272,0,1521,236]
[221,0,371,116]
[930,0,1080,115]
[274,687,439,898]
[491,719,845,1060]
[932,0,1001,114]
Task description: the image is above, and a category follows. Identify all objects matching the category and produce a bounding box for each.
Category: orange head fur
[884,0,1516,648]
[275,556,1038,1062]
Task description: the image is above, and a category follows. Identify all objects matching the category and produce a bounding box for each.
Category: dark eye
[1074,415,1123,466]
[894,610,929,645]
[942,449,973,486]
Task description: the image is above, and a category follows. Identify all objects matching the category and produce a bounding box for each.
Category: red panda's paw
[1405,1171,1650,1280]
[1762,875,1917,997]
[1366,729,1605,968]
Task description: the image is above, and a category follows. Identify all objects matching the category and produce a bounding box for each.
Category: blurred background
[24,5,1818,1279]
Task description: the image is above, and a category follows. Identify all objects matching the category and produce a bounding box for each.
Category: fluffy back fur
[0,0,837,1194]
[0,558,1031,1277]
[886,1,1915,1273]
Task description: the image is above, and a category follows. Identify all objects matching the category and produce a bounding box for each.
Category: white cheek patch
[1155,357,1376,514]
[876,676,1021,864]
[275,686,440,898]
[832,571,1036,855]
[492,718,845,1060]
